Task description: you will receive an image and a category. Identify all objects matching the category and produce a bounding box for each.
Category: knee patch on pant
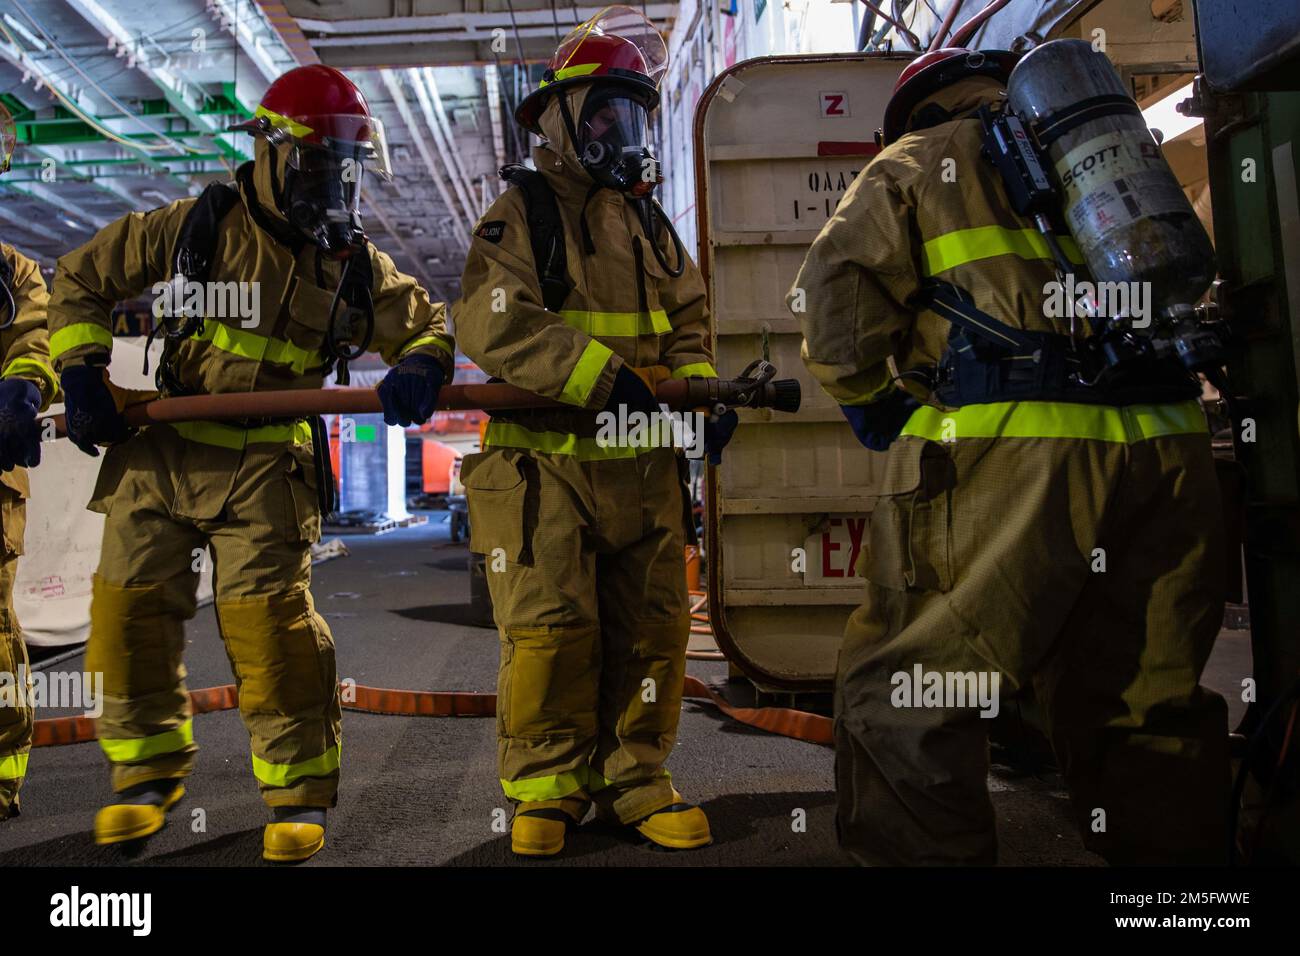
[217,590,340,797]
[610,614,690,742]
[498,624,601,741]
[0,625,32,750]
[217,590,336,718]
[86,576,193,701]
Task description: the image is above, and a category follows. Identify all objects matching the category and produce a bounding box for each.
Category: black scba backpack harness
[910,104,1200,408]
[496,161,686,308]
[498,163,572,312]
[495,164,701,543]
[150,161,364,514]
[0,254,16,331]
[921,280,1200,407]
[154,162,375,393]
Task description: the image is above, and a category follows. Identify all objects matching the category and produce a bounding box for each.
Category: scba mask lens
[578,91,659,195]
[286,143,366,257]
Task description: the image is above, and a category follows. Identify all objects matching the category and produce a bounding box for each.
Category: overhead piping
[379,69,471,248]
[420,68,480,224]
[407,68,477,230]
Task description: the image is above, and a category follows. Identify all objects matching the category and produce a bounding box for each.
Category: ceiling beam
[61,0,251,164]
[298,4,676,35]
[379,69,471,249]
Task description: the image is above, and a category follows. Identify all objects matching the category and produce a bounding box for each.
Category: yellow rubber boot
[510,797,589,857]
[263,808,327,863]
[510,808,575,857]
[94,782,186,846]
[635,793,712,850]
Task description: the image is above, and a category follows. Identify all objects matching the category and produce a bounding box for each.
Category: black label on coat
[476,220,506,243]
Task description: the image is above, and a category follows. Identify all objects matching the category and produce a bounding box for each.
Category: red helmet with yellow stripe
[516,5,667,134]
[230,64,391,181]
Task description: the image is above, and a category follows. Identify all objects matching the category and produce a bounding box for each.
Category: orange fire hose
[31,679,829,748]
[45,375,787,438]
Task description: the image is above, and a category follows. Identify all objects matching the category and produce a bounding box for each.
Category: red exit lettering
[821,517,868,577]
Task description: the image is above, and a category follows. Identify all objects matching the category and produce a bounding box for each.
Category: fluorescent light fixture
[1141,81,1201,142]
[3,13,47,51]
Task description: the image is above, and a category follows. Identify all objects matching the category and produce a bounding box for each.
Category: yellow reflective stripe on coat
[671,362,717,379]
[1,355,58,395]
[49,322,113,360]
[559,309,672,337]
[192,321,321,375]
[485,421,673,459]
[251,744,341,788]
[99,719,194,764]
[559,339,614,406]
[169,419,312,449]
[0,752,29,780]
[921,225,1083,276]
[500,769,588,802]
[900,400,1207,444]
[398,333,454,357]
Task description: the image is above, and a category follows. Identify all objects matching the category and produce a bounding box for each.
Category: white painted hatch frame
[694,53,913,690]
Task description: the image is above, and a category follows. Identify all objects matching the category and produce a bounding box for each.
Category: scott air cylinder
[1006,39,1216,319]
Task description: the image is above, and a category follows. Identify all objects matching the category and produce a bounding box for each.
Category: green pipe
[1,166,230,182]
[9,152,224,169]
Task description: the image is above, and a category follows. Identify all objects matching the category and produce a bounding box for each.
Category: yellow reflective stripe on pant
[501,769,587,803]
[921,225,1083,276]
[49,322,114,360]
[168,419,312,449]
[671,362,717,379]
[559,340,614,406]
[559,309,672,337]
[251,743,341,788]
[484,421,673,459]
[901,400,1207,443]
[500,765,667,802]
[192,320,321,376]
[99,719,195,764]
[0,752,29,780]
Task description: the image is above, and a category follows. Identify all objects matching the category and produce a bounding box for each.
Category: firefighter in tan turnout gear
[48,65,453,862]
[0,103,58,819]
[455,7,735,856]
[791,48,1229,865]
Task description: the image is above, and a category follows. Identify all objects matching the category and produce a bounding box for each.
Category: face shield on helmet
[576,87,659,195]
[550,6,668,88]
[0,103,16,175]
[235,107,392,258]
[519,5,669,193]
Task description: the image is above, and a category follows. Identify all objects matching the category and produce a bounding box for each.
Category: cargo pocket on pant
[461,450,533,566]
[0,477,26,557]
[861,439,954,593]
[283,448,322,545]
[87,440,132,517]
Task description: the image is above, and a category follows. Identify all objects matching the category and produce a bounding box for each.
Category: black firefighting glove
[378,353,445,427]
[840,390,921,453]
[0,378,42,471]
[61,364,129,458]
[703,409,739,466]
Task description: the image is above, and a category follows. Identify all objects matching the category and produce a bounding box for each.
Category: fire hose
[47,359,801,437]
[30,676,833,748]
[32,361,827,743]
